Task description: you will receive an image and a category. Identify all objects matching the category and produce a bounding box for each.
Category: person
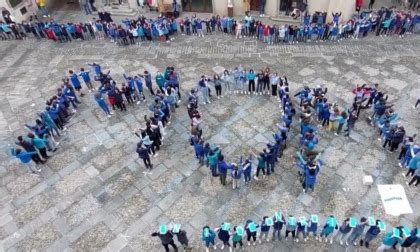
[245,220,258,246]
[259,216,271,243]
[400,228,418,250]
[195,140,205,165]
[242,158,252,183]
[69,70,84,96]
[212,74,223,99]
[231,163,242,189]
[11,148,42,173]
[259,0,266,17]
[208,146,220,177]
[407,167,420,186]
[335,218,352,245]
[232,226,244,249]
[346,217,367,246]
[376,227,404,251]
[79,67,94,92]
[80,0,92,15]
[303,161,320,193]
[272,212,285,241]
[254,152,266,180]
[173,228,189,250]
[247,69,256,94]
[15,136,44,164]
[94,92,112,117]
[198,76,211,105]
[344,109,358,136]
[217,223,232,251]
[27,133,49,160]
[136,142,152,170]
[151,225,178,252]
[307,215,319,240]
[201,226,217,252]
[217,155,230,185]
[296,217,308,242]
[285,215,297,241]
[404,152,419,177]
[359,220,381,248]
[320,216,338,244]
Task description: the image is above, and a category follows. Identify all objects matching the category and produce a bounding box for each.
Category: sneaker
[217,97,220,99]
[345,241,349,246]
[330,239,333,244]
[398,163,403,168]
[221,96,224,98]
[136,101,141,104]
[315,236,318,241]
[203,102,206,105]
[253,242,256,246]
[304,238,307,242]
[208,101,211,104]
[107,115,112,118]
[213,245,217,250]
[340,241,343,245]
[259,239,262,244]
[248,242,251,246]
[325,238,328,243]
[266,238,269,242]
[353,242,358,246]
[402,173,406,177]
[154,153,158,157]
[221,245,224,250]
[334,133,338,136]
[254,176,259,180]
[295,239,299,242]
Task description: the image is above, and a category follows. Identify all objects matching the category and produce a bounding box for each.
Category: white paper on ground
[377,184,413,216]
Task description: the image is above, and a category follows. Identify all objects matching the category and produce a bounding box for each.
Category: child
[254,152,266,180]
[320,216,338,244]
[335,218,352,245]
[307,215,319,240]
[242,158,252,183]
[79,68,94,92]
[217,223,231,251]
[296,216,308,242]
[259,216,271,243]
[232,226,244,249]
[245,220,259,246]
[346,217,367,246]
[272,211,285,241]
[202,226,217,252]
[194,140,205,165]
[285,215,297,241]
[231,163,242,189]
[335,111,347,135]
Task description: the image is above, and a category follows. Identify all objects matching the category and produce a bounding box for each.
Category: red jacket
[356,0,363,8]
[263,26,269,36]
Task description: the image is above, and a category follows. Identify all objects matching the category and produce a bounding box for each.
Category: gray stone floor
[0,10,420,252]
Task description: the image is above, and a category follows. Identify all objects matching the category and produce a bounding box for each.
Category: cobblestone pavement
[0,11,420,252]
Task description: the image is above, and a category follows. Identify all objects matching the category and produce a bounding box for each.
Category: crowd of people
[153,215,418,252]
[9,75,85,173]
[1,6,419,44]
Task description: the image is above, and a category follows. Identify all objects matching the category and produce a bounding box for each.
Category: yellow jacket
[37,0,46,7]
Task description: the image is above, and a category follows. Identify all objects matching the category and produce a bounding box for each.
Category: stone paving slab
[0,9,419,252]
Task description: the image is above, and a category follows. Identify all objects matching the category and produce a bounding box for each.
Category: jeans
[256,81,263,93]
[272,229,281,240]
[201,87,210,103]
[220,172,227,185]
[259,0,266,14]
[82,3,92,14]
[205,240,215,247]
[244,172,251,182]
[346,231,362,244]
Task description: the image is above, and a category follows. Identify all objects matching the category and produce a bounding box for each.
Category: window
[9,0,24,8]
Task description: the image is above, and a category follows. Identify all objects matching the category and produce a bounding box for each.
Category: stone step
[102,5,138,16]
[269,15,302,24]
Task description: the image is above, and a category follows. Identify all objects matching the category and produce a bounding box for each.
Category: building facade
[1,0,355,23]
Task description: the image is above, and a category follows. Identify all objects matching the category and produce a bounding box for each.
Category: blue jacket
[70,74,81,89]
[16,151,37,163]
[218,161,230,173]
[194,143,204,156]
[261,221,270,232]
[231,168,242,179]
[79,71,91,82]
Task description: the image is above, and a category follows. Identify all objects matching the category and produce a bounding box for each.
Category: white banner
[377,184,413,216]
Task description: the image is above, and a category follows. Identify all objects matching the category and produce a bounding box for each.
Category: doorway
[250,0,260,11]
[182,0,213,12]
